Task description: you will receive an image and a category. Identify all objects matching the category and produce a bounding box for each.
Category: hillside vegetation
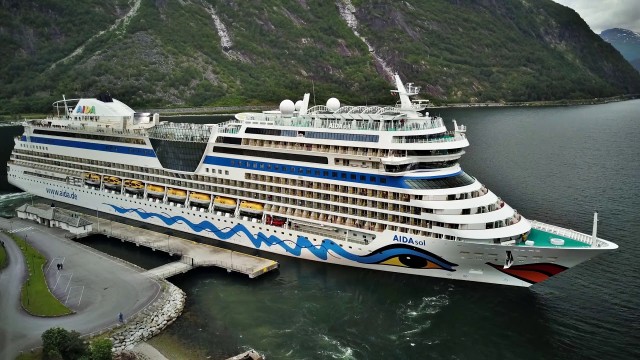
[1,0,639,114]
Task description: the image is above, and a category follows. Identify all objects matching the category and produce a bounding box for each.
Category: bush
[42,327,89,360]
[90,338,113,360]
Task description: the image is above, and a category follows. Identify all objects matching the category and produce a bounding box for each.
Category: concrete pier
[73,215,278,279]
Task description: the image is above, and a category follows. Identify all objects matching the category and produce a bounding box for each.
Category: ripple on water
[318,334,356,360]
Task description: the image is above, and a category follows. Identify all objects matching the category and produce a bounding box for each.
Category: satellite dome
[326,97,340,111]
[280,99,295,115]
[294,100,303,111]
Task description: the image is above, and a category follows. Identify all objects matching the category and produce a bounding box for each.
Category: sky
[553,0,640,34]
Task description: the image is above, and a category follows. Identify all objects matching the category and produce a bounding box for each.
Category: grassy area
[10,234,72,316]
[0,243,7,269]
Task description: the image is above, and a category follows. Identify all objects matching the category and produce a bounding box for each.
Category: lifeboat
[214,196,237,211]
[240,200,264,215]
[124,179,144,194]
[167,188,187,202]
[83,172,101,186]
[189,192,211,206]
[146,184,165,198]
[103,176,122,189]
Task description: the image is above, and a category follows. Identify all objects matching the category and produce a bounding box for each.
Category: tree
[42,327,89,360]
[42,328,69,359]
[90,338,113,360]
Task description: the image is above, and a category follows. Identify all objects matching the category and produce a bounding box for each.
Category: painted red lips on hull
[486,262,568,284]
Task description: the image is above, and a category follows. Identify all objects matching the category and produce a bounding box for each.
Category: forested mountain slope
[1,0,639,114]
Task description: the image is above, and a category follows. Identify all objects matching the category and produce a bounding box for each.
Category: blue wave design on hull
[108,204,456,271]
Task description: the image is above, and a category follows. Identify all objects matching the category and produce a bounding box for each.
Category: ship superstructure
[6,77,617,286]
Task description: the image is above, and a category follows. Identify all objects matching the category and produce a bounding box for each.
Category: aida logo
[392,234,426,246]
[75,105,96,114]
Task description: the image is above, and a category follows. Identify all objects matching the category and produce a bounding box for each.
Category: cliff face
[1,0,639,113]
[600,28,640,72]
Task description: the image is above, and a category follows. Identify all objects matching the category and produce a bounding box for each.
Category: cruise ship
[6,76,618,287]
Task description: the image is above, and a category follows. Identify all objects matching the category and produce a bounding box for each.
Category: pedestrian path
[74,215,279,279]
[142,261,193,279]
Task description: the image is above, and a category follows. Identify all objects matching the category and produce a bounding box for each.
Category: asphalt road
[0,217,161,359]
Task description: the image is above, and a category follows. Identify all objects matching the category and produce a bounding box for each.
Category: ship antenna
[591,211,598,247]
[312,80,316,106]
[62,94,68,118]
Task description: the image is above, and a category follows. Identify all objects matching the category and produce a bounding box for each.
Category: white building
[16,204,93,235]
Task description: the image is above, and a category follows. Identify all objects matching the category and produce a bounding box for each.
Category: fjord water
[1,101,639,359]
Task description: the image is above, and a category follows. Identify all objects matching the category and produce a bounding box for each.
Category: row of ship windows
[12,151,485,205]
[232,160,389,183]
[32,129,146,145]
[241,138,463,158]
[14,149,200,181]
[17,143,49,151]
[14,173,373,250]
[243,127,380,142]
[13,168,519,239]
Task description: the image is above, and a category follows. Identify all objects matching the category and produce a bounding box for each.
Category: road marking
[65,286,84,307]
[8,226,33,234]
[64,272,73,293]
[46,256,65,273]
[53,273,71,291]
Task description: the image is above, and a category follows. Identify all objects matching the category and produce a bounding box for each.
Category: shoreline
[1,95,637,121]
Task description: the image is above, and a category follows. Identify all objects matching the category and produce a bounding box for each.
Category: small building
[16,204,93,235]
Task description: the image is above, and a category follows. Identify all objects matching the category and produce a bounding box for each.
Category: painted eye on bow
[379,254,445,269]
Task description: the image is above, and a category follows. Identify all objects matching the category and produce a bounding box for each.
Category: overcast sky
[553,0,640,34]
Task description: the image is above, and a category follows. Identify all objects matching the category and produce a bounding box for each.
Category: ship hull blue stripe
[26,136,156,157]
[203,155,460,188]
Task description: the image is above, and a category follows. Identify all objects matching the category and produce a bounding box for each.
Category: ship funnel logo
[75,105,96,114]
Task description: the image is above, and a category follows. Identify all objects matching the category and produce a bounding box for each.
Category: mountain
[600,28,640,72]
[1,0,639,114]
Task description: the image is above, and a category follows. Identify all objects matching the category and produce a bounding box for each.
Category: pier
[72,214,278,279]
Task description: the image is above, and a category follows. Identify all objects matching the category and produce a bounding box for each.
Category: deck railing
[530,221,598,247]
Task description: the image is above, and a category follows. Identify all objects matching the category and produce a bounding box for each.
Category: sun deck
[519,228,591,248]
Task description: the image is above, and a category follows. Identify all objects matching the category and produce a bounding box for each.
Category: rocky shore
[110,281,186,353]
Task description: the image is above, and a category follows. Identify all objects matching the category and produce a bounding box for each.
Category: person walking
[118,312,124,323]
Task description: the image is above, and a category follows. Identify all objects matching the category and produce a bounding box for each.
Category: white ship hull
[7,78,617,287]
[8,166,611,287]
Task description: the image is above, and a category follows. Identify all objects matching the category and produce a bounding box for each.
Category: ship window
[370,176,376,182]
[332,172,337,178]
[360,175,366,181]
[323,171,328,176]
[341,173,346,179]
[380,178,387,184]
